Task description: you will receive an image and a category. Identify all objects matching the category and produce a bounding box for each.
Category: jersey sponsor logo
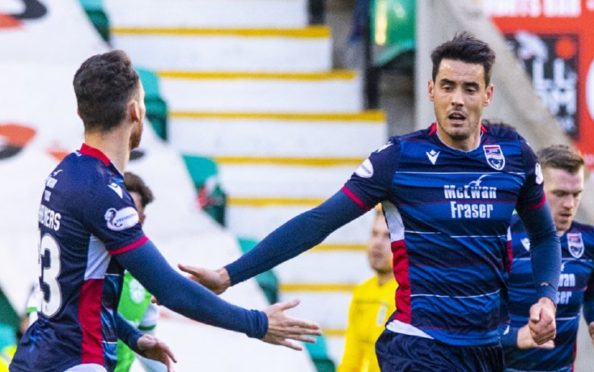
[104,207,139,231]
[567,232,584,258]
[108,182,124,199]
[426,149,440,165]
[38,204,61,231]
[483,144,506,170]
[355,158,374,178]
[444,175,496,219]
[556,273,576,305]
[535,163,544,184]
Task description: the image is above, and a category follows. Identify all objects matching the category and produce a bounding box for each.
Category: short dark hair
[124,171,154,207]
[537,145,584,174]
[73,50,139,132]
[431,32,496,85]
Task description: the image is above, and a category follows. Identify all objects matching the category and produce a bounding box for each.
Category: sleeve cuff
[246,310,268,339]
[501,327,519,347]
[537,285,557,304]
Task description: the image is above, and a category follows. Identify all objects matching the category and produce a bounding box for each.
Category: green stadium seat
[304,335,336,372]
[182,155,226,225]
[370,0,415,70]
[79,0,110,42]
[0,287,18,351]
[135,68,169,140]
[237,238,279,304]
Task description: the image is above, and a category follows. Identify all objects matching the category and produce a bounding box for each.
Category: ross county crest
[483,145,506,171]
[567,233,584,259]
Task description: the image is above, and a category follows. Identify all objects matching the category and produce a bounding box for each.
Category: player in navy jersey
[180,33,561,371]
[10,50,320,372]
[503,145,594,371]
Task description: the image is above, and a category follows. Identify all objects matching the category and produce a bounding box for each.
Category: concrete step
[226,201,375,243]
[168,111,386,158]
[105,0,308,28]
[159,71,363,112]
[219,163,357,198]
[111,26,331,72]
[276,250,373,284]
[279,290,352,331]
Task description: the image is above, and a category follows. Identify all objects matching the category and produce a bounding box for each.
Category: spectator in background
[339,206,396,372]
[503,145,594,371]
[116,171,163,372]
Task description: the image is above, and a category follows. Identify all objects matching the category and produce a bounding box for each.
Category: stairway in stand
[105,0,387,364]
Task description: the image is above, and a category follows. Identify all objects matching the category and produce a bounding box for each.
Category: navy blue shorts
[376,330,504,372]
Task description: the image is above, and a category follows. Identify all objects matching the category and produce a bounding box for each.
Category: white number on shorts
[40,234,62,317]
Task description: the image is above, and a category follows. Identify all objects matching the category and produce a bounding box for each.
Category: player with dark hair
[503,145,594,371]
[10,50,320,372]
[180,33,561,371]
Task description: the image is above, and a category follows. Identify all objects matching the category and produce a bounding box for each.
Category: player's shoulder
[570,221,594,236]
[482,121,524,141]
[354,276,378,293]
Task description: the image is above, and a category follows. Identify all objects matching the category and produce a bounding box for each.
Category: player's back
[11,145,145,372]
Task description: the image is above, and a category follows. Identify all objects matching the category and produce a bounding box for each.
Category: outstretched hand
[178,264,231,294]
[262,298,322,350]
[529,297,556,345]
[137,334,177,372]
[516,324,554,349]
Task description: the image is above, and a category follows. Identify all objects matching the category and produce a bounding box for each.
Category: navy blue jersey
[11,144,146,372]
[504,216,594,371]
[343,123,545,346]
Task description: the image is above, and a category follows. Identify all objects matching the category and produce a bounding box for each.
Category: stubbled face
[129,82,146,150]
[367,214,392,275]
[428,59,494,150]
[543,167,584,234]
[130,191,146,225]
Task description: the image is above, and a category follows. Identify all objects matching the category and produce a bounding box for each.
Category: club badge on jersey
[483,145,506,170]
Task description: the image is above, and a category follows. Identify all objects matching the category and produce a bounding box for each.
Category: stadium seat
[181,155,227,225]
[79,0,110,42]
[237,238,279,304]
[0,289,18,332]
[304,335,336,372]
[370,0,415,70]
[135,68,169,140]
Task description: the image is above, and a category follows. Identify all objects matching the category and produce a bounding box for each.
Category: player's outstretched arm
[528,297,557,345]
[501,323,554,350]
[262,299,321,350]
[180,191,366,293]
[114,241,321,348]
[136,333,177,371]
[114,312,177,370]
[517,202,560,345]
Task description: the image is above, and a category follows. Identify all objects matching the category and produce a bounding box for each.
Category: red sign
[483,0,594,168]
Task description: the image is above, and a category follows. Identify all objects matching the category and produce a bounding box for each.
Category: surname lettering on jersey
[444,176,497,219]
[38,204,61,231]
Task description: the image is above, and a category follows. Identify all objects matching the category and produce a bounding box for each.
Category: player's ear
[484,84,494,107]
[128,99,140,123]
[428,80,435,102]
